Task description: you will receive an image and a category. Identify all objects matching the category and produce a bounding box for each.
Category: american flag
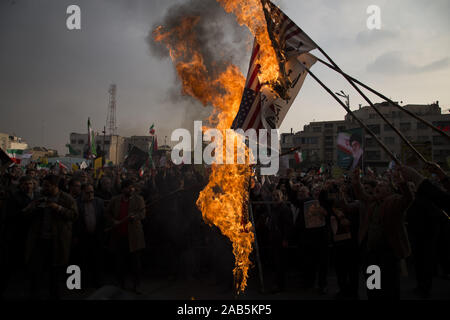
[262,0,316,57]
[231,41,263,131]
[231,0,316,132]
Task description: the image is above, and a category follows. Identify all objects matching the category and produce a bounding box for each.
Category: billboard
[337,128,364,171]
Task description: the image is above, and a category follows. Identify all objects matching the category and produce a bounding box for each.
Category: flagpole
[310,44,428,164]
[315,57,450,140]
[305,68,401,164]
[312,56,450,142]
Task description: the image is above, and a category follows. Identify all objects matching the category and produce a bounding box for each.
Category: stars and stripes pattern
[231,0,317,132]
[231,41,264,131]
[263,0,316,57]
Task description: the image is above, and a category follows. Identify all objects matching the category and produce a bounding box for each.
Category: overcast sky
[1,0,449,154]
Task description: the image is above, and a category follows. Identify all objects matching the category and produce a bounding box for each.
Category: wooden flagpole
[258,0,401,164]
[309,44,429,164]
[304,68,401,164]
[312,56,450,142]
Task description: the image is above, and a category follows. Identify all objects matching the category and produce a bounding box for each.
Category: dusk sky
[1,0,449,154]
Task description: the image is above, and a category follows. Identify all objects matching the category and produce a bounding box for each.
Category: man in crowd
[0,159,449,301]
[73,183,105,289]
[0,175,37,297]
[106,179,146,294]
[23,174,78,299]
[352,167,413,300]
[68,178,82,201]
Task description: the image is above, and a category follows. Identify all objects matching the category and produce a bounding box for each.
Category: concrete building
[68,133,127,165]
[28,147,58,161]
[0,133,28,151]
[67,133,156,165]
[125,136,154,154]
[280,101,450,170]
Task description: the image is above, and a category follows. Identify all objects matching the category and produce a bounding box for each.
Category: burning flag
[152,0,316,294]
[153,6,253,293]
[231,0,317,132]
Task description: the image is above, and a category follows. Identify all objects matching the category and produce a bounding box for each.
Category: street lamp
[335,90,350,108]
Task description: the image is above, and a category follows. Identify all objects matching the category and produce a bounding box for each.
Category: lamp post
[335,90,350,108]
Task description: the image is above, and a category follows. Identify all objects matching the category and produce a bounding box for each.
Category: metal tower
[106,84,117,136]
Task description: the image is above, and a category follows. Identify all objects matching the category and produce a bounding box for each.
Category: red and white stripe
[241,41,263,131]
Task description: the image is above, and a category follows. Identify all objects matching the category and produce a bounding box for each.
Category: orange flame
[217,0,280,84]
[153,0,281,294]
[154,15,255,293]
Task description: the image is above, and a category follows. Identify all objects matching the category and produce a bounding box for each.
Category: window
[324,123,334,128]
[417,122,428,130]
[418,136,429,142]
[433,149,450,159]
[384,137,395,145]
[304,137,319,145]
[312,126,322,133]
[337,126,346,132]
[366,151,381,160]
[78,140,84,144]
[391,111,400,118]
[365,137,376,147]
[400,123,411,131]
[70,140,76,144]
[433,136,446,146]
[367,125,380,134]
[384,124,393,131]
[369,114,377,119]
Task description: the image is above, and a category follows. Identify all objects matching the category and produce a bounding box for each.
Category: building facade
[280,101,450,170]
[0,133,28,151]
[67,133,155,165]
[68,133,127,165]
[29,147,58,161]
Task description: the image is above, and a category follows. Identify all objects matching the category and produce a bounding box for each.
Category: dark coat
[74,197,105,241]
[25,191,78,266]
[354,181,413,259]
[416,179,450,213]
[106,194,146,253]
[269,203,294,245]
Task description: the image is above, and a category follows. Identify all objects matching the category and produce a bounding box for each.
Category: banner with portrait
[337,128,364,171]
[303,200,327,229]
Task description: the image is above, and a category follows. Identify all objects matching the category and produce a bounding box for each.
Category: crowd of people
[0,159,449,300]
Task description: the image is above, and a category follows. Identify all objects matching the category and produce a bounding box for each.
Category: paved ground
[3,263,448,300]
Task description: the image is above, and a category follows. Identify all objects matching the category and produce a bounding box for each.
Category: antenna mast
[106,84,117,136]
